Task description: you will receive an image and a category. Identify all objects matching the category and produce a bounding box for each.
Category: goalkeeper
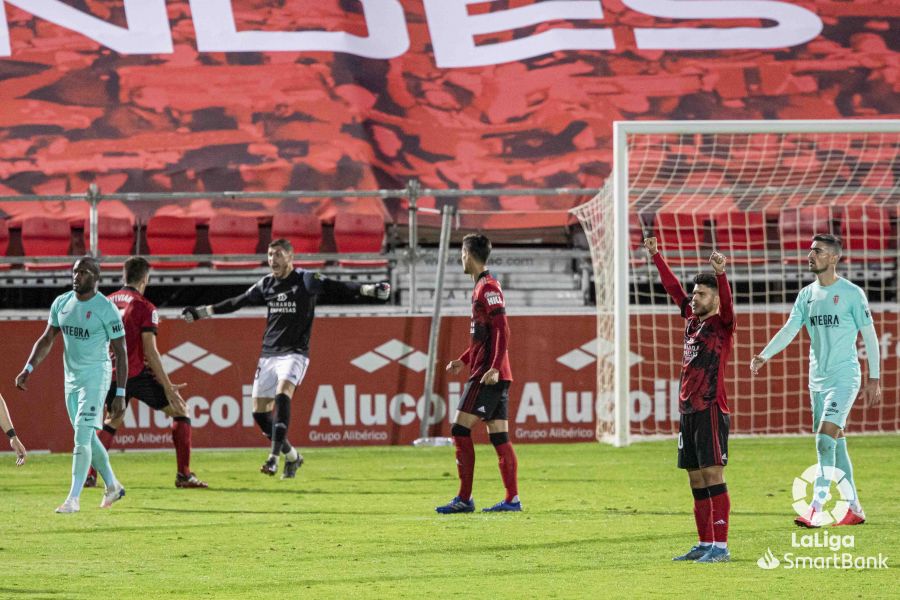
[182,238,391,478]
[751,234,881,528]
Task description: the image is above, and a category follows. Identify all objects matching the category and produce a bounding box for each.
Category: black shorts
[105,370,170,412]
[677,403,729,470]
[457,380,510,421]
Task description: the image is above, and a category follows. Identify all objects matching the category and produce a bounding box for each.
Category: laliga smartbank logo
[756,464,889,571]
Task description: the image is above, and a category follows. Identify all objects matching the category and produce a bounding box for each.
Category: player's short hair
[812,233,843,256]
[693,273,718,291]
[123,256,151,285]
[268,238,293,253]
[74,256,100,277]
[462,233,491,264]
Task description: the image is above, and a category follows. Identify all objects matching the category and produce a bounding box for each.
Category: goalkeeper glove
[181,305,211,323]
[361,282,391,301]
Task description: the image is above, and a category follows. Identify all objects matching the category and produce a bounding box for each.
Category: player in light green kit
[15,257,129,513]
[751,234,881,528]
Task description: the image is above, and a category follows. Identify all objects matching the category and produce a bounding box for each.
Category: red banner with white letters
[2,314,896,452]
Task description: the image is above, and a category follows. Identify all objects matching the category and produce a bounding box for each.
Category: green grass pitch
[2,436,897,599]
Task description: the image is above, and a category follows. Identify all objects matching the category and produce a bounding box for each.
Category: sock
[451,424,474,501]
[489,432,518,503]
[285,447,299,462]
[834,437,861,512]
[812,433,838,511]
[172,417,192,476]
[691,487,713,545]
[708,483,730,546]
[271,394,292,456]
[253,410,294,455]
[89,429,117,490]
[88,424,118,481]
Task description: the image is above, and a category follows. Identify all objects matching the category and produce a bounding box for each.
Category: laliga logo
[757,548,780,570]
[792,464,853,527]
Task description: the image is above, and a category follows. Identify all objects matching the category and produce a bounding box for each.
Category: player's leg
[436,410,478,514]
[673,413,711,561]
[269,354,309,479]
[481,382,520,512]
[251,356,281,474]
[694,405,730,563]
[86,382,124,488]
[824,387,864,525]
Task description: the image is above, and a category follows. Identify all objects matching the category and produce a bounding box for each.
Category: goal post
[574,119,900,446]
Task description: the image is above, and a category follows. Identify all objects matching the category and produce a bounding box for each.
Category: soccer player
[1,393,27,466]
[645,237,734,564]
[436,233,520,514]
[181,238,390,477]
[751,233,881,528]
[85,256,207,489]
[15,256,127,513]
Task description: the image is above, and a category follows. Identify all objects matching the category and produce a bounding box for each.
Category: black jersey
[212,269,361,357]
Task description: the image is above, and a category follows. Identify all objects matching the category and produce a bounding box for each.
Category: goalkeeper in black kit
[182,238,390,477]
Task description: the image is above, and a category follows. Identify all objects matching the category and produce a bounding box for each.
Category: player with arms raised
[645,238,734,564]
[751,234,881,528]
[436,233,519,514]
[182,239,390,477]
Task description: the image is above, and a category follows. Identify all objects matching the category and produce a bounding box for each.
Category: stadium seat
[653,210,709,265]
[146,215,199,269]
[271,212,326,269]
[334,212,387,268]
[0,219,9,270]
[714,210,768,264]
[778,206,833,261]
[208,214,262,270]
[86,215,136,270]
[840,205,892,261]
[21,216,72,271]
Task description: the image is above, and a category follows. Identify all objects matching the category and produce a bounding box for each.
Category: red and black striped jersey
[653,253,735,414]
[458,270,513,382]
[107,286,159,379]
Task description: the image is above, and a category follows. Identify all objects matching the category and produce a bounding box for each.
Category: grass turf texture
[2,436,897,599]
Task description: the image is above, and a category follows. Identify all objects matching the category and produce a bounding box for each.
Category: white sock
[698,542,712,547]
[268,453,278,462]
[713,542,727,549]
[285,448,299,462]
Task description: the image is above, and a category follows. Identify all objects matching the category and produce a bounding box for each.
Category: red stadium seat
[0,219,9,270]
[714,211,768,264]
[209,214,261,270]
[271,212,326,269]
[146,215,199,269]
[86,216,136,270]
[778,206,833,262]
[21,216,71,271]
[840,206,892,261]
[334,212,387,268]
[653,210,709,265]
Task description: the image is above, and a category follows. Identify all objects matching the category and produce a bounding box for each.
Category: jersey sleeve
[304,270,364,301]
[850,286,874,329]
[213,279,266,314]
[482,283,510,372]
[759,288,807,360]
[103,299,126,340]
[48,295,61,327]
[652,253,691,318]
[141,302,159,334]
[716,271,734,328]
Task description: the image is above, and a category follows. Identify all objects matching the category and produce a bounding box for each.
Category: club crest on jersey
[276,293,288,302]
[86,311,92,320]
[833,295,839,305]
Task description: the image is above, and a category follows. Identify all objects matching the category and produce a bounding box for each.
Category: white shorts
[252,353,310,399]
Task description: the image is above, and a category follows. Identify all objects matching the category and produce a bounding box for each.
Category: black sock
[271,393,291,456]
[252,411,274,440]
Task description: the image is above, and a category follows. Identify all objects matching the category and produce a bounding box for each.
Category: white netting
[574,125,900,444]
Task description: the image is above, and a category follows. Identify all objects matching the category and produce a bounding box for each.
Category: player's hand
[750,355,766,375]
[480,368,500,386]
[643,237,658,256]
[710,251,726,274]
[181,306,210,323]
[862,378,882,408]
[361,282,391,301]
[14,370,29,391]
[109,396,126,421]
[10,436,26,466]
[446,360,464,376]
[165,383,188,413]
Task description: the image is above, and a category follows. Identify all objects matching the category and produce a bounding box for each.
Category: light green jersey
[48,291,125,392]
[761,277,874,391]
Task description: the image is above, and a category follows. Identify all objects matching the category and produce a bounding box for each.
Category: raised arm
[710,251,733,326]
[308,271,390,303]
[645,238,690,316]
[182,283,264,322]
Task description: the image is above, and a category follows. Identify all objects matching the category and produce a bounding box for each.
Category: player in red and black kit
[436,233,520,514]
[86,256,207,489]
[645,237,734,564]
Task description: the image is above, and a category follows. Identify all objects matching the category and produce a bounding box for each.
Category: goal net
[572,120,900,446]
